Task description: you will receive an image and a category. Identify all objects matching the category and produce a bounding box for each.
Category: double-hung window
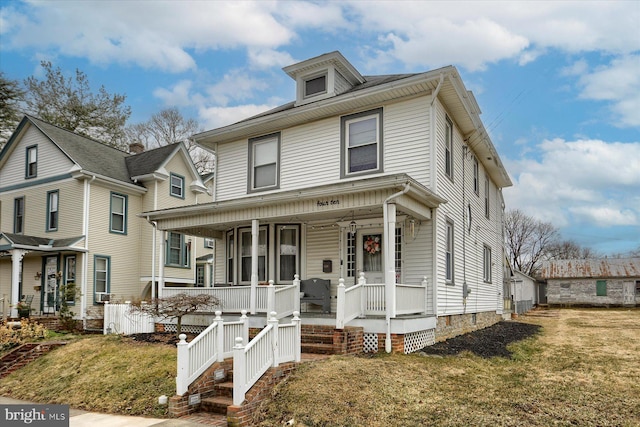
[110,192,127,234]
[342,108,383,177]
[473,156,479,195]
[46,190,59,231]
[170,173,185,198]
[227,231,235,283]
[483,245,492,282]
[64,255,76,304]
[445,220,454,284]
[248,133,280,192]
[25,145,37,179]
[166,232,190,268]
[484,175,490,219]
[94,255,110,303]
[14,197,24,234]
[277,225,299,282]
[196,265,205,287]
[240,227,267,283]
[445,117,453,179]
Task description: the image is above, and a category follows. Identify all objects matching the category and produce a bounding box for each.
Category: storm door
[357,229,384,284]
[43,256,59,314]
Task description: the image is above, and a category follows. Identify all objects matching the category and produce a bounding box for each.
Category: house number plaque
[316,199,340,207]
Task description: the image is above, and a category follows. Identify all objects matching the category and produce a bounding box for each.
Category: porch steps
[0,341,67,379]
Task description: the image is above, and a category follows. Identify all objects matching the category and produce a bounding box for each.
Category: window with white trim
[277,225,299,282]
[64,255,76,304]
[47,190,59,231]
[483,245,492,283]
[25,145,37,178]
[196,265,205,287]
[110,192,127,234]
[341,108,383,177]
[227,231,234,283]
[473,156,479,195]
[484,175,490,219]
[166,232,191,268]
[446,220,454,284]
[248,133,280,192]
[304,73,327,97]
[240,227,267,283]
[445,116,453,179]
[170,173,185,198]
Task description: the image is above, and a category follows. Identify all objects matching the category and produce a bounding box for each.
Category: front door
[43,256,58,314]
[623,281,635,306]
[357,229,384,284]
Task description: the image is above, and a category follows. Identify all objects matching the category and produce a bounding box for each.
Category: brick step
[301,342,335,354]
[214,381,234,398]
[301,333,333,345]
[201,396,233,415]
[180,411,228,426]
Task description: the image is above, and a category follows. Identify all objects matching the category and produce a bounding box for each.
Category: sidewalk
[0,397,206,427]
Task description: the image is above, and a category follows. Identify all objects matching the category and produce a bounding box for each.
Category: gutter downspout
[146,217,157,300]
[81,175,96,329]
[383,182,411,353]
[430,73,445,321]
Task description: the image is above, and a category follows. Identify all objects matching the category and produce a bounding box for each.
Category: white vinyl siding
[0,125,75,188]
[214,97,432,201]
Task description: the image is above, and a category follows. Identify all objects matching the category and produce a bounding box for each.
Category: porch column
[250,219,259,314]
[383,202,397,353]
[10,249,27,318]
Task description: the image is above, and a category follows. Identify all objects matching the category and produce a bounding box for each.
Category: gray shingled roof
[28,116,135,184]
[126,143,180,177]
[1,232,84,248]
[539,258,640,279]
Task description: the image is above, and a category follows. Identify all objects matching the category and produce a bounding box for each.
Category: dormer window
[304,73,327,98]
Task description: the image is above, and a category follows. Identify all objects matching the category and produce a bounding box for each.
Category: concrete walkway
[0,397,206,427]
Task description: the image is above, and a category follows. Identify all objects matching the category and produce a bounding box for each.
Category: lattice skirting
[162,323,207,334]
[404,329,435,354]
[363,333,379,353]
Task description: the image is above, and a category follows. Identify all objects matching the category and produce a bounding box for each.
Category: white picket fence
[232,311,301,405]
[103,302,155,335]
[176,311,249,396]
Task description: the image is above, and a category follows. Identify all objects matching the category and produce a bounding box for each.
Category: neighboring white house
[0,116,212,325]
[143,51,513,352]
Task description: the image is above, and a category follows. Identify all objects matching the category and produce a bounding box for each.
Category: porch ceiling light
[349,220,357,235]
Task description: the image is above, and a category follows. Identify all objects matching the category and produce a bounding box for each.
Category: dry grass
[0,334,176,417]
[257,308,640,427]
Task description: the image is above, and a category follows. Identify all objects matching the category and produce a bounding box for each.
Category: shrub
[0,320,48,352]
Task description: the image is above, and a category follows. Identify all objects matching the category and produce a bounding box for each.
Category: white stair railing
[175,310,248,396]
[233,311,301,406]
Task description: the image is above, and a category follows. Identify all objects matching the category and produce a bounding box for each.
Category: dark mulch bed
[126,332,197,346]
[419,321,542,359]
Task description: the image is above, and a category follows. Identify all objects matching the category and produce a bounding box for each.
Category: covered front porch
[145,174,445,352]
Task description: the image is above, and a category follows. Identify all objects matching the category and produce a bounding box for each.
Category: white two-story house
[0,116,212,325]
[143,51,512,352]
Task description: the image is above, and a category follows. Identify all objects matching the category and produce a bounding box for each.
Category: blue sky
[1,0,639,255]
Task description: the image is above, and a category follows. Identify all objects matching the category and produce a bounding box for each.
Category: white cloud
[247,48,295,70]
[205,70,270,107]
[2,1,295,72]
[153,80,195,107]
[577,55,640,127]
[199,104,276,129]
[504,138,640,229]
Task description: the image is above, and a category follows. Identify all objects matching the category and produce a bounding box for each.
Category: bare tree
[129,293,219,336]
[24,61,131,149]
[505,209,559,276]
[0,72,25,149]
[547,239,600,260]
[125,107,214,173]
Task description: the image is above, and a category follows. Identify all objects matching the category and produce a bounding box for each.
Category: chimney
[129,141,145,154]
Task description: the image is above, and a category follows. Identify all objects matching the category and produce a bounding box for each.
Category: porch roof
[0,233,86,253]
[141,174,446,238]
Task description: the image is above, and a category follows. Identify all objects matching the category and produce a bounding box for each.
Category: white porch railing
[336,273,432,329]
[103,302,155,335]
[161,282,298,319]
[233,311,301,406]
[176,311,249,396]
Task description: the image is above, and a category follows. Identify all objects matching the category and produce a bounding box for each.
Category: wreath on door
[363,235,381,254]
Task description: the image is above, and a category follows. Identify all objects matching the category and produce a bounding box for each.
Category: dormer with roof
[284,51,366,106]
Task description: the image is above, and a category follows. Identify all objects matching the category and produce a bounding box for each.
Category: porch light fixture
[349,211,357,235]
